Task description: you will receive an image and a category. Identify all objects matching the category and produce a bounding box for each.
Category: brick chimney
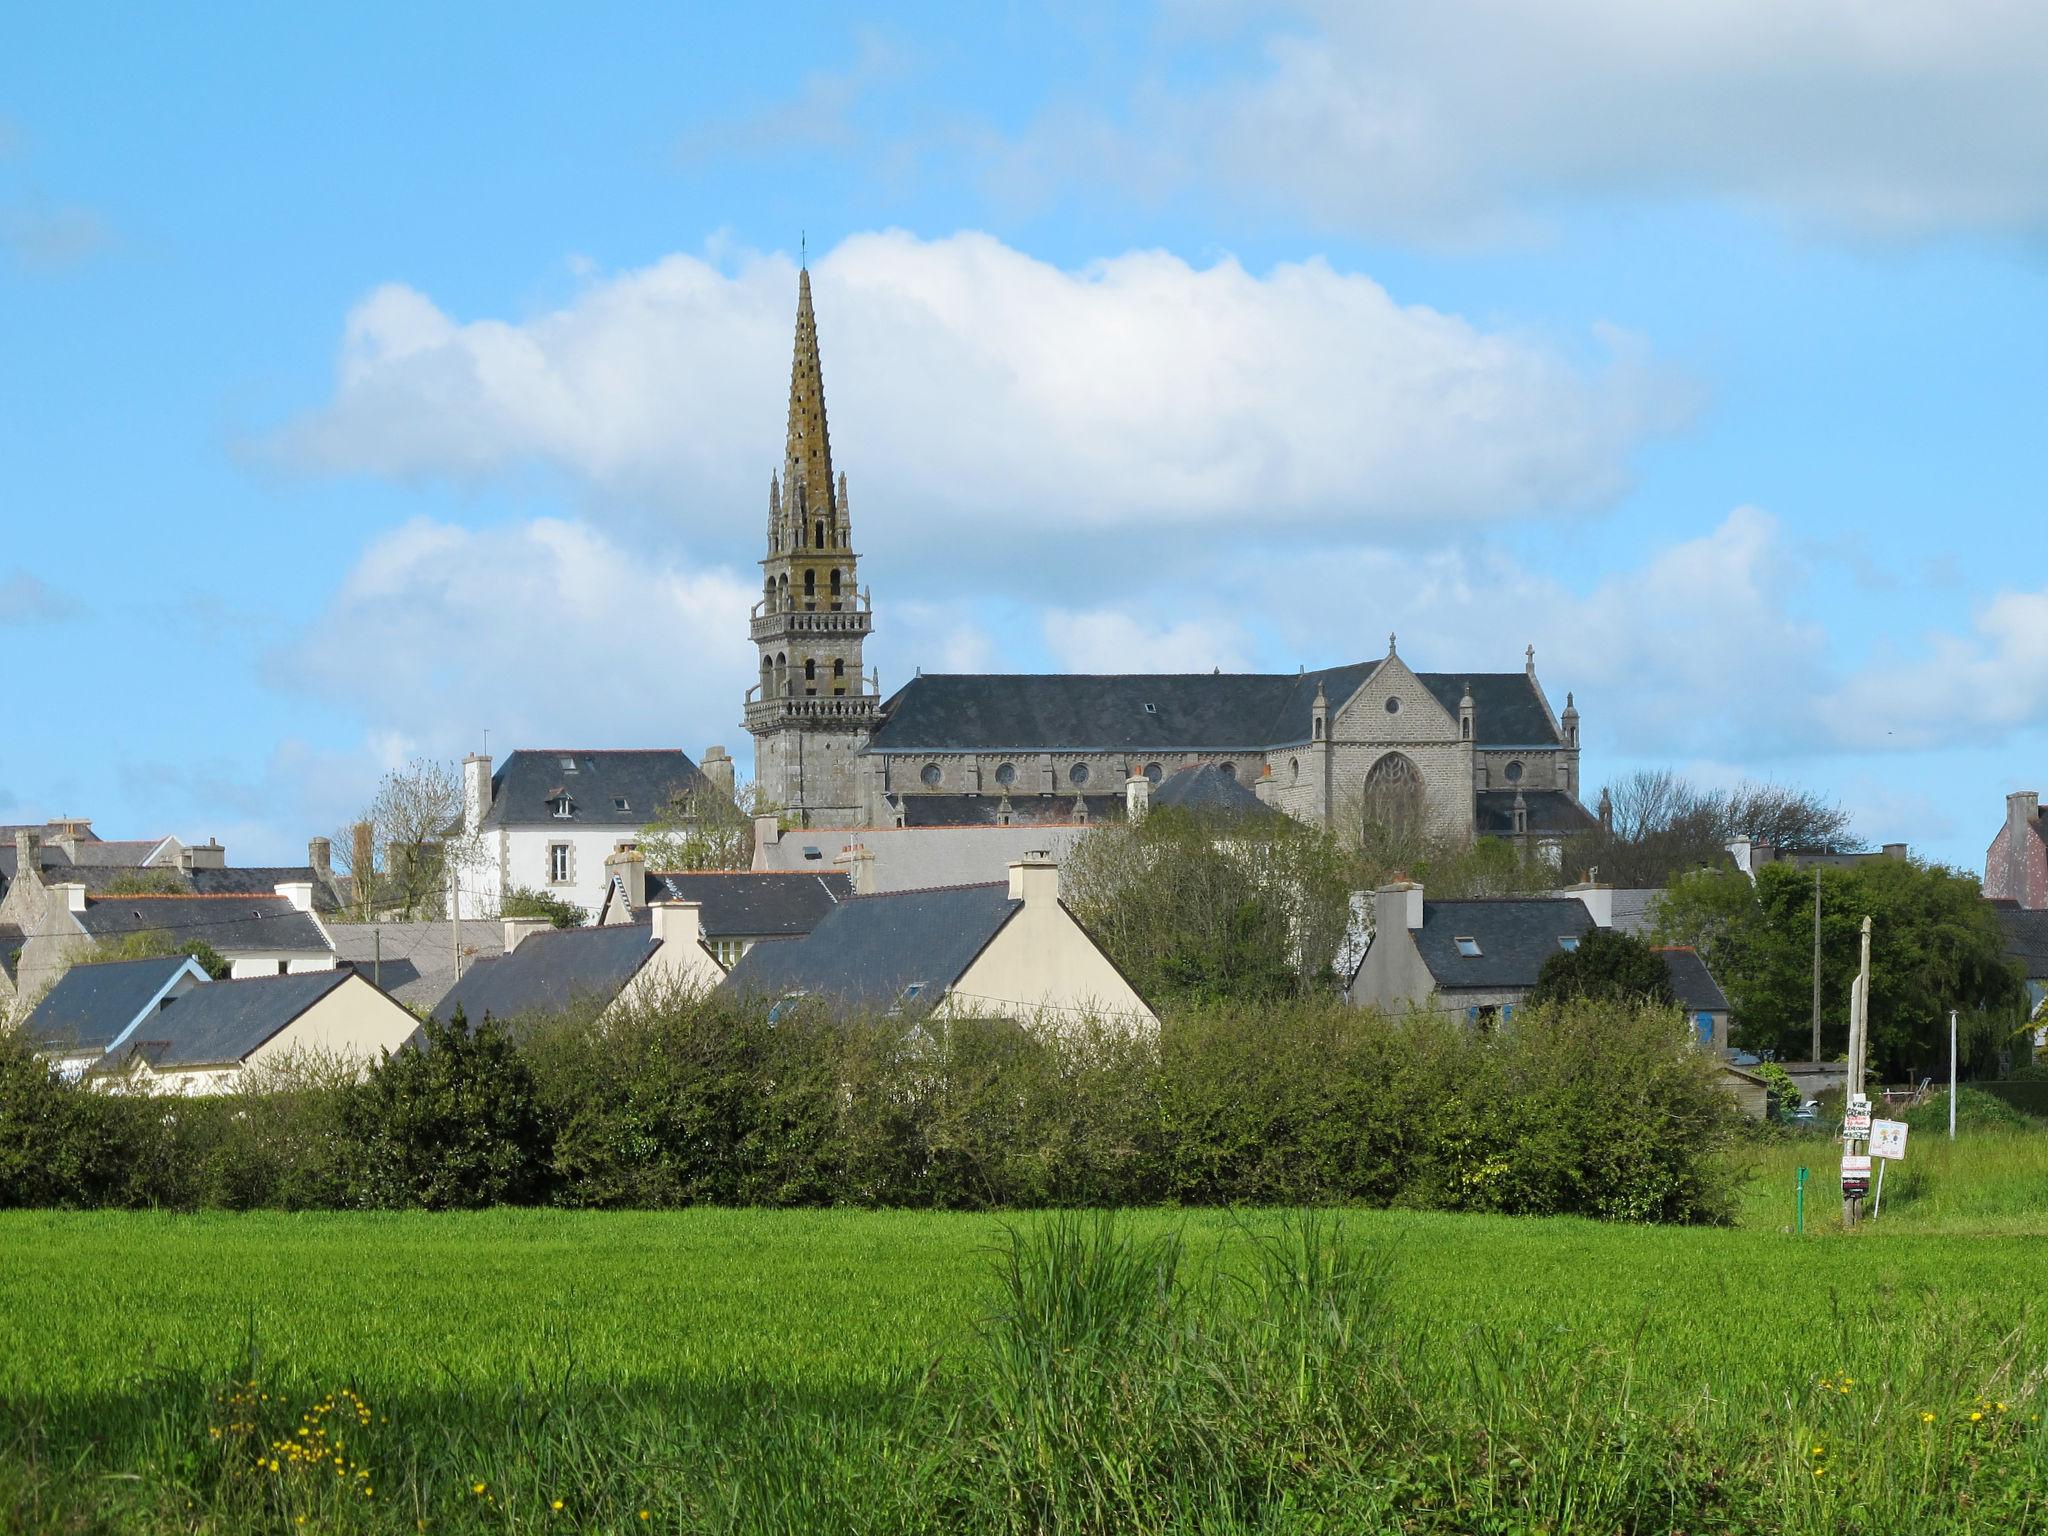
[309,837,333,880]
[700,745,736,802]
[752,815,782,861]
[502,916,553,953]
[181,838,226,871]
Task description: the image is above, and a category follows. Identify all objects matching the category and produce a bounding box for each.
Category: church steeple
[783,268,838,536]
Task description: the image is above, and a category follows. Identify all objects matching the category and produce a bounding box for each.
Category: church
[744,272,1597,849]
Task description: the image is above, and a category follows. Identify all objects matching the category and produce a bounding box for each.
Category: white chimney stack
[1374,879,1423,935]
[1563,880,1613,929]
[463,753,494,834]
[1007,852,1060,905]
[833,843,876,896]
[501,916,553,953]
[1126,774,1151,822]
[275,880,315,914]
[650,900,705,953]
[51,881,88,914]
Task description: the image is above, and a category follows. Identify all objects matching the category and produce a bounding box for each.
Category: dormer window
[1557,936,1580,953]
[1454,936,1482,957]
[552,796,573,819]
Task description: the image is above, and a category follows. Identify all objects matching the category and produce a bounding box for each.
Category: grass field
[5,1134,2048,1533]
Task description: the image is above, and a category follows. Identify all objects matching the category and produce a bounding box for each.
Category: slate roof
[1411,899,1597,991]
[1474,789,1600,836]
[721,883,1021,1016]
[869,665,1561,753]
[1607,889,1666,937]
[480,749,712,830]
[188,866,342,912]
[434,922,658,1023]
[102,969,357,1070]
[328,919,506,1009]
[1151,762,1277,818]
[73,895,330,954]
[1997,907,2048,979]
[891,793,1124,827]
[754,825,1087,894]
[643,871,850,938]
[60,838,175,868]
[22,956,202,1053]
[1656,947,1731,1013]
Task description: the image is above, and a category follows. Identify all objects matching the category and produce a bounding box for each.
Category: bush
[499,886,588,929]
[1903,1086,2043,1135]
[0,1032,134,1207]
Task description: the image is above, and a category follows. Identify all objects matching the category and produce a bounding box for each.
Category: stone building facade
[745,274,1595,849]
[1985,790,2048,910]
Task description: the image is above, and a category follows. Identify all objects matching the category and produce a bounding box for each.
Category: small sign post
[1869,1118,1908,1218]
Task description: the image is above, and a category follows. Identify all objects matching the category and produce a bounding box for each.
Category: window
[614,797,630,812]
[814,519,825,549]
[1069,762,1090,786]
[1504,760,1524,784]
[1290,757,1300,782]
[1217,762,1236,781]
[1384,696,1401,714]
[767,992,806,1024]
[921,763,942,787]
[995,762,1016,787]
[890,981,928,1016]
[1142,702,1157,714]
[1696,1012,1715,1047]
[1454,936,1482,957]
[275,960,289,976]
[552,796,573,819]
[559,755,577,771]
[801,845,822,860]
[1557,936,1579,952]
[1144,762,1162,784]
[549,844,571,883]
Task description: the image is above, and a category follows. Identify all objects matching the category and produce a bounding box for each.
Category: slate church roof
[480,750,711,830]
[721,883,1021,1017]
[869,667,1561,754]
[1474,790,1600,836]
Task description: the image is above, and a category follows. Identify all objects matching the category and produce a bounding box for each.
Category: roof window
[552,796,573,819]
[614,797,630,811]
[560,756,577,771]
[1558,936,1580,952]
[1143,702,1158,714]
[801,845,822,860]
[1454,936,1482,957]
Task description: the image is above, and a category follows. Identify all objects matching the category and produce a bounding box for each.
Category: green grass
[5,1137,2048,1533]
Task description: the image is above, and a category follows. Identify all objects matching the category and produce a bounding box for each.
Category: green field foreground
[5,1136,2048,1533]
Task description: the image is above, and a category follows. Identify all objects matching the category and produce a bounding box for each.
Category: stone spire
[783,268,837,526]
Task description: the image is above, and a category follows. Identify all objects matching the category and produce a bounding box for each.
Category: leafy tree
[344,1008,550,1209]
[100,869,189,896]
[1573,769,1856,889]
[1528,929,1675,1008]
[499,886,587,929]
[1063,805,1353,1006]
[1654,858,2023,1077]
[90,931,230,979]
[639,781,773,872]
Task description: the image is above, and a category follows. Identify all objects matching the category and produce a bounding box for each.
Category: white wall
[226,951,336,979]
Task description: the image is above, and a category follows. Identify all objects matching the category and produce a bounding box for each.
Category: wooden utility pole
[1843,916,1874,1229]
[1811,866,1822,1062]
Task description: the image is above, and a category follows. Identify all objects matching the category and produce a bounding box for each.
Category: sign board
[1870,1119,1908,1161]
[1840,1154,1872,1195]
[1844,1108,1872,1136]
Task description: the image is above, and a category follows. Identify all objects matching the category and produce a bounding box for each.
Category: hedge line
[0,994,1741,1223]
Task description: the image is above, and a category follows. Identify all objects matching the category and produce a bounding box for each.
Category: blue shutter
[1695,1011,1713,1046]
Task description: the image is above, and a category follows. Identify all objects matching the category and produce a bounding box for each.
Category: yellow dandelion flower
[1811,1446,1824,1456]
[474,1483,487,1496]
[553,1500,565,1511]
[1922,1412,1935,1423]
[1998,1402,2009,1412]
[640,1513,650,1522]
[1972,1411,1984,1421]
[1813,1466,1825,1477]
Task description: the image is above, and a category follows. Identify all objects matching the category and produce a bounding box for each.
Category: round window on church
[995,762,1016,787]
[1144,762,1162,784]
[920,763,942,788]
[1070,762,1091,786]
[1217,762,1236,781]
[1384,696,1402,715]
[1504,760,1524,784]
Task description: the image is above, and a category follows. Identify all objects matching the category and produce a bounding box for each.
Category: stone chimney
[463,753,494,834]
[650,900,705,952]
[833,842,876,896]
[1126,773,1152,822]
[1562,880,1613,929]
[308,837,333,884]
[180,838,226,871]
[351,820,375,880]
[1007,851,1060,905]
[502,916,554,953]
[752,815,782,863]
[1881,842,1909,860]
[700,745,736,802]
[275,880,315,913]
[1375,878,1424,935]
[49,819,90,860]
[605,842,647,915]
[14,829,42,889]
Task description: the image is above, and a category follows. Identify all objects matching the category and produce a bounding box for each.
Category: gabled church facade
[744,273,1596,848]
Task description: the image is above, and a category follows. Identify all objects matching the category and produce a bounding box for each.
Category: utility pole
[1949,1008,1959,1140]
[1811,866,1822,1062]
[1843,915,1874,1229]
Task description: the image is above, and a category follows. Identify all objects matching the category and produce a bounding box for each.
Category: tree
[638,781,772,872]
[1529,929,1674,1009]
[100,869,188,896]
[1569,769,1857,889]
[89,931,230,980]
[1062,805,1353,1006]
[500,886,587,929]
[344,758,477,920]
[1654,858,2023,1077]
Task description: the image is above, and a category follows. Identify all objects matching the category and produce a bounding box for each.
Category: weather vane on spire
[800,230,807,270]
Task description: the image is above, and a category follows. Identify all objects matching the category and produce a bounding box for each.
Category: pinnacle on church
[784,268,836,522]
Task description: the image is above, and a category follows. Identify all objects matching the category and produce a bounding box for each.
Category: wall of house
[461,825,654,925]
[241,975,421,1079]
[226,951,336,979]
[943,901,1157,1031]
[609,935,727,1013]
[1345,924,1438,1012]
[1984,813,2048,910]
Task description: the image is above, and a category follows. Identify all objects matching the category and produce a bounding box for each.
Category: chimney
[1375,879,1424,935]
[180,838,225,871]
[351,820,375,880]
[1007,851,1060,905]
[833,842,876,896]
[1562,880,1613,929]
[650,900,705,952]
[1126,774,1151,822]
[49,819,90,860]
[275,880,314,913]
[1725,836,1754,877]
[14,829,42,887]
[309,837,332,879]
[1881,842,1909,860]
[605,842,647,915]
[752,815,782,862]
[700,745,736,802]
[50,881,88,914]
[502,916,554,953]
[463,753,494,834]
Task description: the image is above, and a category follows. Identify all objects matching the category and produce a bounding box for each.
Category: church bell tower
[743,266,879,826]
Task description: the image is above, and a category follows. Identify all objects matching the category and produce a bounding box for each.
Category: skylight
[1454,936,1482,958]
[1558,936,1580,952]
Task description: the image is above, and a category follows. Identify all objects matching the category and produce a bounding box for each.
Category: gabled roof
[755,825,1088,894]
[1412,898,1597,990]
[101,969,358,1070]
[1474,789,1599,836]
[1997,907,2048,979]
[1150,762,1276,818]
[434,922,658,1023]
[1655,946,1730,1013]
[22,955,205,1054]
[188,866,341,912]
[60,837,177,868]
[1415,674,1562,747]
[73,895,329,954]
[721,883,1021,1016]
[643,871,850,938]
[480,750,710,830]
[328,919,506,1009]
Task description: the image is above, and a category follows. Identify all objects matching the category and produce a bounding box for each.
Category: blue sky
[4,2,2046,869]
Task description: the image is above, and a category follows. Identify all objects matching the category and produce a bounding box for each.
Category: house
[1986,791,2048,909]
[1350,879,1735,1047]
[92,969,421,1095]
[1992,903,2048,1023]
[720,854,1158,1030]
[433,904,725,1025]
[593,846,850,967]
[454,748,733,922]
[19,954,210,1078]
[328,919,506,1011]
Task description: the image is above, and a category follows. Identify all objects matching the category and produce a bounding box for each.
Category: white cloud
[1052,1,2048,242]
[276,231,1685,553]
[1819,587,2048,749]
[270,517,756,761]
